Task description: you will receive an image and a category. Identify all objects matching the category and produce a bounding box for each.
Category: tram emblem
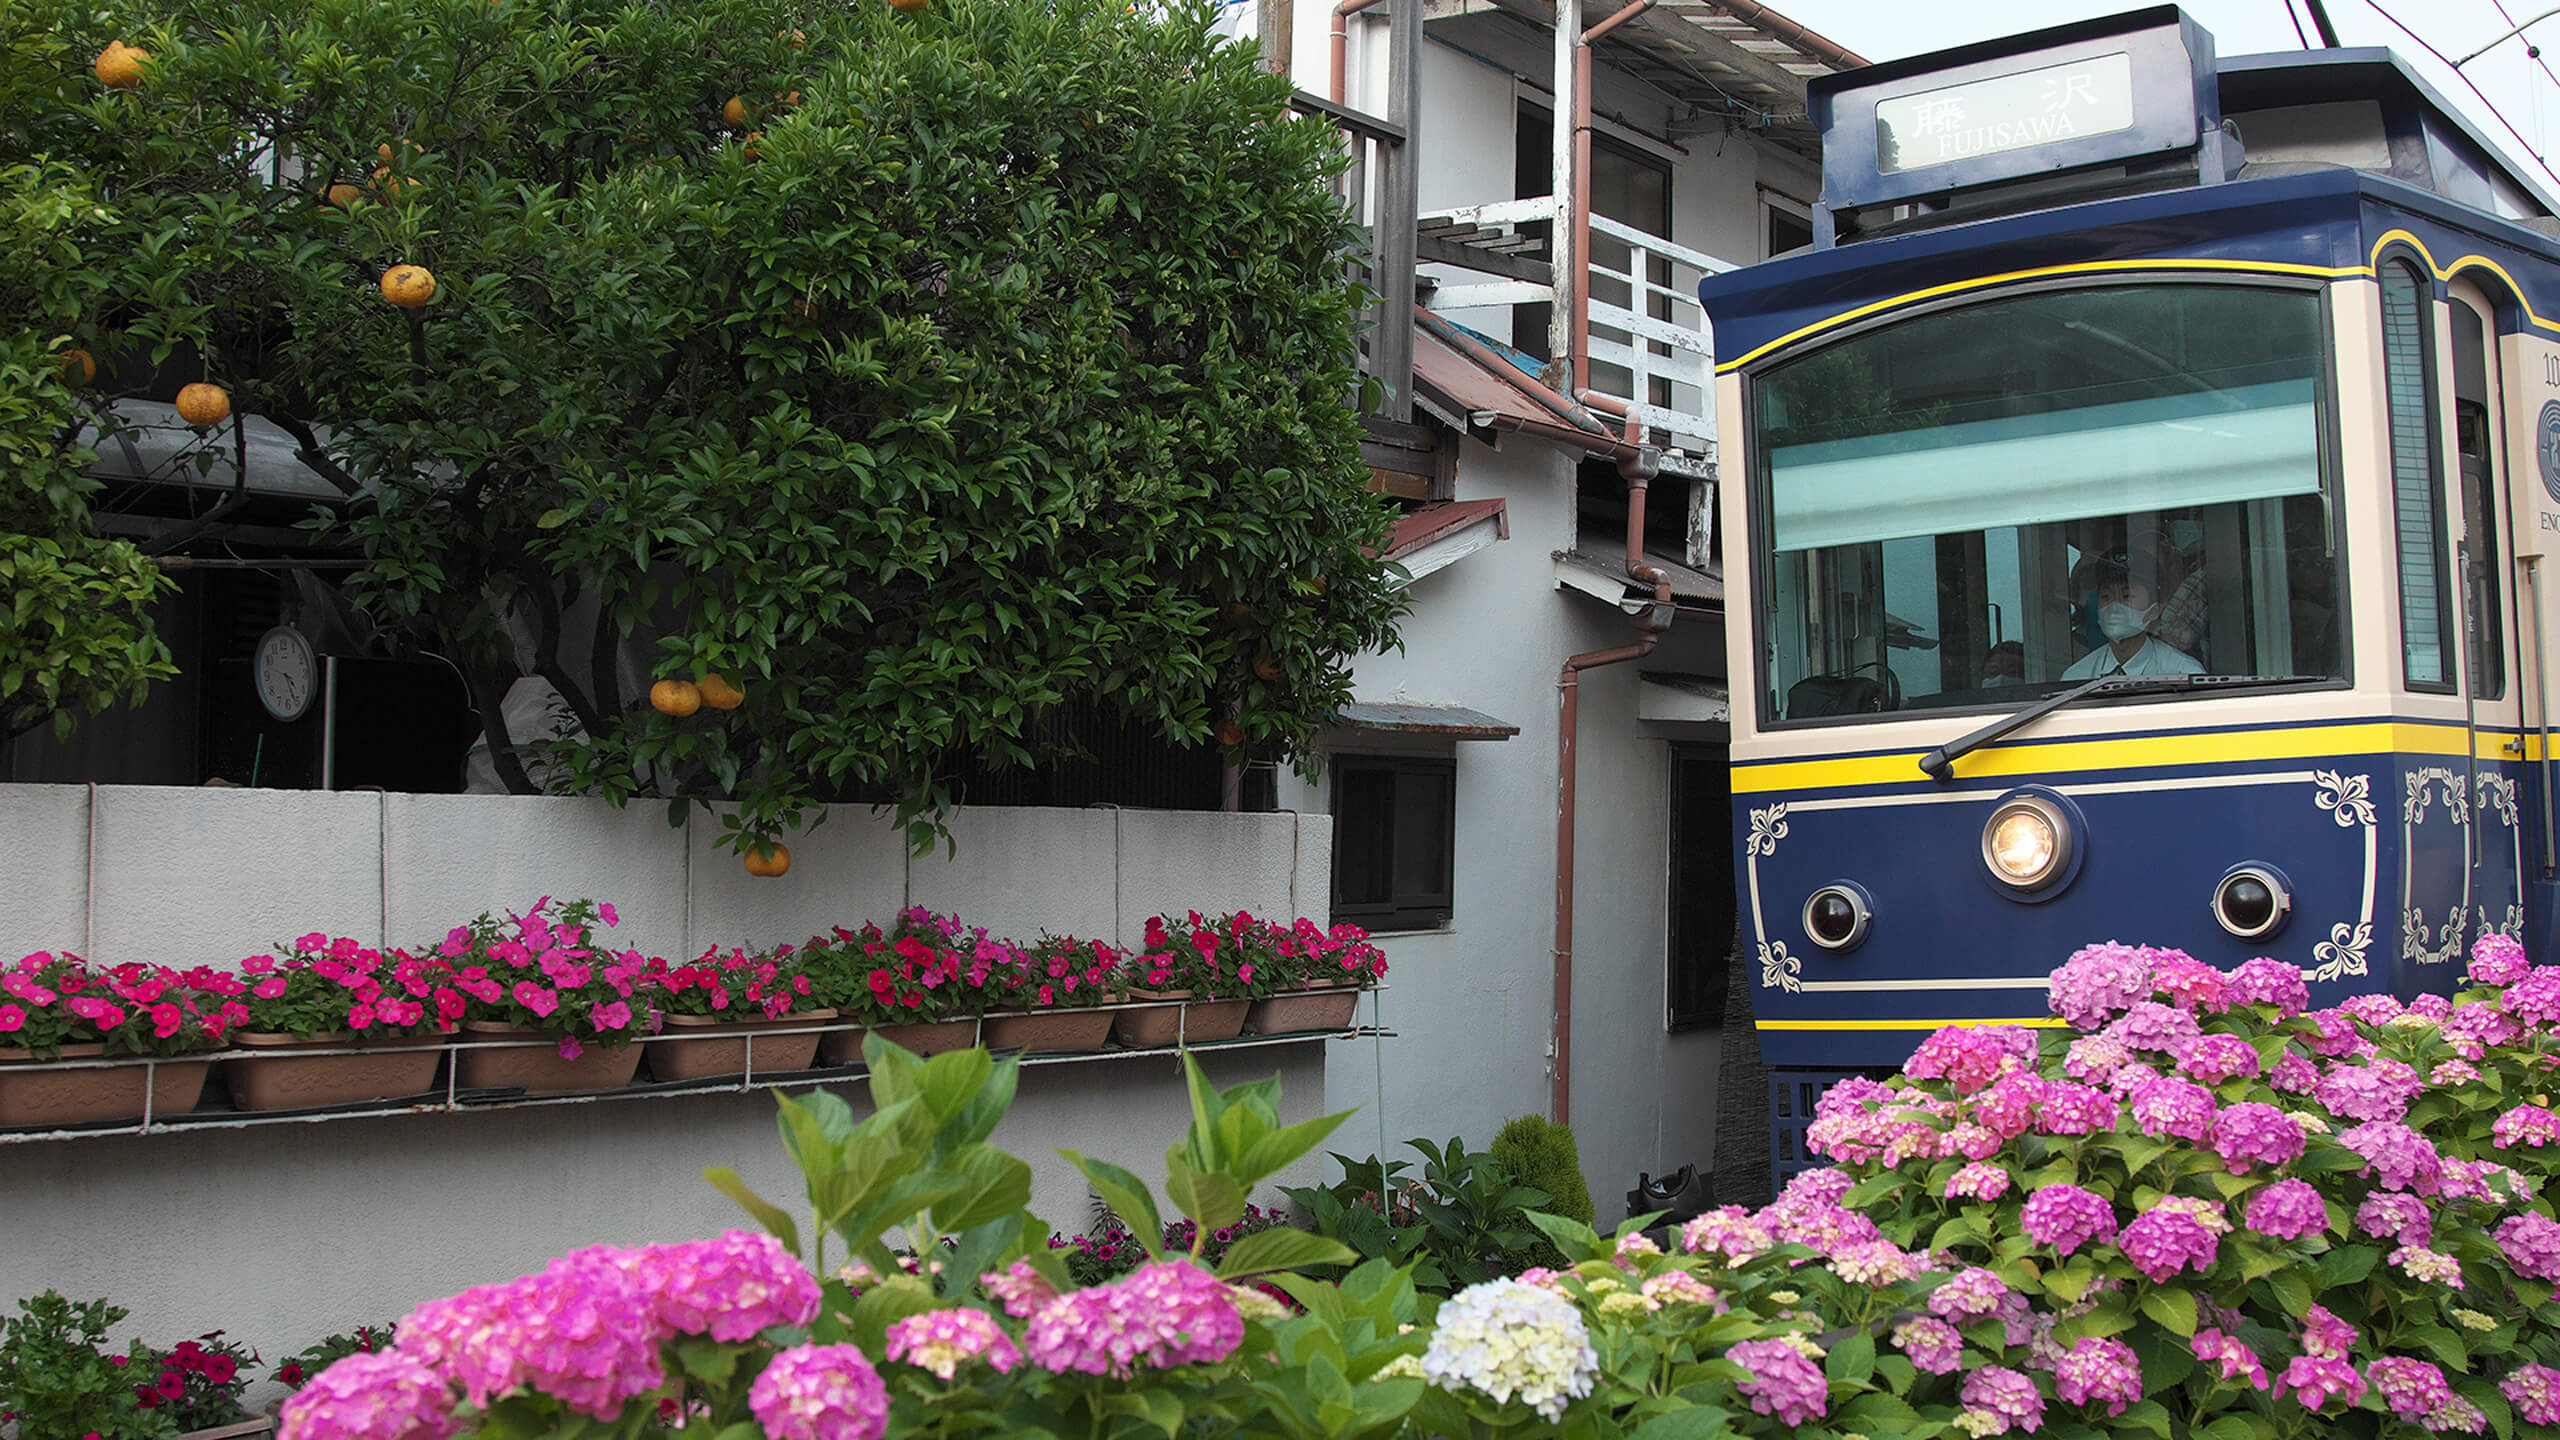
[2538,401,2560,503]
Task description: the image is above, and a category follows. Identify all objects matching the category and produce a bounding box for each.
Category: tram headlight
[1981,793,2073,891]
[2213,863,2293,941]
[1801,882,1874,951]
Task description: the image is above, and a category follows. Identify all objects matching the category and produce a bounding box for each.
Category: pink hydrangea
[1891,1317,1963,1374]
[2189,1329,2267,1391]
[2276,1356,2366,1410]
[2243,1178,2328,1239]
[884,1308,1023,1380]
[2315,1058,2423,1122]
[1905,1025,2035,1094]
[397,1248,666,1418]
[2125,1074,2217,1143]
[2496,1212,2560,1281]
[2063,1034,2133,1085]
[1959,1365,2045,1435]
[2507,968,2560,1026]
[1830,1239,1919,1286]
[2299,1008,2367,1058]
[1975,1072,2049,1139]
[2471,932,2533,987]
[2225,957,2310,1016]
[2034,1081,2118,1136]
[2149,952,2228,1011]
[2212,1103,2305,1172]
[747,1344,889,1440]
[1679,1208,1773,1264]
[2368,1357,2456,1421]
[2340,1121,2442,1194]
[2118,1208,2217,1282]
[2019,1184,2116,1257]
[2267,1050,2319,1093]
[1021,1259,1241,1377]
[2501,1364,2560,1426]
[2445,1002,2522,1058]
[2341,992,2405,1025]
[2105,1000,2203,1054]
[2302,1304,2358,1359]
[627,1231,819,1341]
[979,1259,1061,1318]
[2355,1193,2432,1247]
[2053,1337,2141,1416]
[2493,1103,2560,1149]
[2049,943,2154,1030]
[279,1351,458,1440]
[1727,1339,1828,1426]
[2432,1059,2483,1086]
[1945,1163,2011,1202]
[2388,1244,2463,1288]
[2174,1032,2260,1085]
[1926,1267,2011,1324]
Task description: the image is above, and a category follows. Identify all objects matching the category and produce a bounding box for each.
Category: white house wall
[1278,431,1720,1223]
[0,788,1335,1372]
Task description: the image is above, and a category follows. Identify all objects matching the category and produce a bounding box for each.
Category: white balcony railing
[1419,198,1733,475]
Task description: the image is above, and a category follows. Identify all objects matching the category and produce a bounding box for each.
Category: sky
[1767,0,2560,203]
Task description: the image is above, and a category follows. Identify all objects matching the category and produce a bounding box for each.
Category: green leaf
[1628,1407,1736,1440]
[1231,1108,1356,1191]
[932,1143,1034,1232]
[674,1338,740,1385]
[2139,1285,2197,1337]
[1062,1150,1165,1258]
[703,1166,801,1258]
[1214,1226,1357,1279]
[2265,1268,2314,1319]
[1165,1157,1247,1232]
[2119,1400,2173,1439]
[1826,1330,1876,1386]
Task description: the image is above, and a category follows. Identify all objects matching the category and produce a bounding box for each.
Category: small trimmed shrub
[1285,1137,1550,1293]
[1491,1112,1593,1268]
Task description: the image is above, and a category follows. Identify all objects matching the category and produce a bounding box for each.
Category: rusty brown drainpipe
[1551,387,1667,1126]
[1329,0,1384,105]
[1571,1,1658,401]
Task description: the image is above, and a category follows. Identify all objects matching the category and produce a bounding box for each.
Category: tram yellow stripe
[1757,1018,2071,1031]
[1732,721,2534,794]
[2368,229,2560,337]
[1715,257,2366,373]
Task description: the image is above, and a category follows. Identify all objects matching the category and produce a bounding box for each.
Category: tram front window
[1751,284,2341,722]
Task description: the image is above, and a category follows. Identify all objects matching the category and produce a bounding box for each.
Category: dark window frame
[1330,753,1456,933]
[2380,252,2458,694]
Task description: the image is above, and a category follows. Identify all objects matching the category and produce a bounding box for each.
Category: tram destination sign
[1811,6,2220,212]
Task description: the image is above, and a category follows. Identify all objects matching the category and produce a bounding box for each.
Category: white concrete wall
[1277,431,1724,1224]
[0,788,1338,1376]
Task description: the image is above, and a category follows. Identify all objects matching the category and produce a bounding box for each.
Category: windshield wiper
[1918,674,2327,782]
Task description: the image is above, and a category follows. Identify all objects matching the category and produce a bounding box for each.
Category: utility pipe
[1571,2,1657,400]
[1551,395,1668,1126]
[1329,0,1384,105]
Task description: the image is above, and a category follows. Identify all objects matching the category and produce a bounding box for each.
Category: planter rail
[0,990,1391,1144]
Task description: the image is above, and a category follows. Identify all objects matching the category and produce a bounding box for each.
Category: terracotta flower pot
[0,1044,210,1128]
[1245,986,1361,1036]
[455,1022,642,1095]
[645,1009,835,1082]
[818,1017,980,1065]
[226,1031,443,1111]
[1112,990,1250,1048]
[981,1008,1114,1054]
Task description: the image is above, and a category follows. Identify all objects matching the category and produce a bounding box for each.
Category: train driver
[2061,548,2206,680]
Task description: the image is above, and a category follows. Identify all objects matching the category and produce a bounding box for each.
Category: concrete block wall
[0,786,1332,964]
[0,785,1341,1381]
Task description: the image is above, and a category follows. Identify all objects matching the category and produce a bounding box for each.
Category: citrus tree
[2,0,1402,851]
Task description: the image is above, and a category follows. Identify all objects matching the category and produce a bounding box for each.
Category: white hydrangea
[1419,1277,1599,1420]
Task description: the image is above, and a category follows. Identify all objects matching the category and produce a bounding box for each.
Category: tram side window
[1751,284,2345,722]
[2381,260,2456,691]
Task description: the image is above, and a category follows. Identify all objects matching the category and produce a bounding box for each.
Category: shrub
[1491,1112,1593,1267]
[1285,1137,1550,1293]
[0,1293,171,1440]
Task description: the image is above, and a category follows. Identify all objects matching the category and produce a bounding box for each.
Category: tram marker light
[1802,882,1875,950]
[2213,864,2293,941]
[1981,793,2074,892]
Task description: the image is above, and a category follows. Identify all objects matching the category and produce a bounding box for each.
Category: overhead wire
[2360,0,2560,184]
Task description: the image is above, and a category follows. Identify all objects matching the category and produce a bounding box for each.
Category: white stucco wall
[0,789,1340,1374]
[1276,429,1726,1226]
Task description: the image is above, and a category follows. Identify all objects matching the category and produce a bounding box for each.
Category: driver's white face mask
[2096,602,2156,642]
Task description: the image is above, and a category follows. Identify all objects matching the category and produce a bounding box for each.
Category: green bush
[1490,1113,1593,1268]
[0,1293,173,1440]
[1283,1137,1550,1294]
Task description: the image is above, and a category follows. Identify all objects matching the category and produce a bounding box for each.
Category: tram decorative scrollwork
[2312,921,2372,982]
[2404,906,2465,966]
[1759,940,1802,994]
[1746,804,1791,858]
[2314,770,2373,828]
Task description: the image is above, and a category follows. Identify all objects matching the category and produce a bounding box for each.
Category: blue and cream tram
[1698,7,2560,1145]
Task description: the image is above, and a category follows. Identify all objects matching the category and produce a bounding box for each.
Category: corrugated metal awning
[1333,701,1521,739]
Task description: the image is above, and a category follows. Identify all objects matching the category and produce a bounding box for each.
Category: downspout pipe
[1552,396,1668,1126]
[1330,0,1383,105]
[1572,2,1658,400]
